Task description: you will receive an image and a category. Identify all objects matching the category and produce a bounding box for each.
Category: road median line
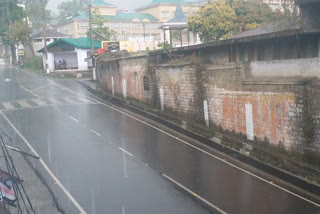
[90,129,101,136]
[162,174,228,214]
[118,147,134,157]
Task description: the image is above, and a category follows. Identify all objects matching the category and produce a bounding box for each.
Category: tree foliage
[57,0,90,22]
[25,0,53,29]
[188,0,297,41]
[188,0,236,41]
[88,9,114,41]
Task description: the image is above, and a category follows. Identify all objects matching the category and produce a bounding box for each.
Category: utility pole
[40,0,49,74]
[89,4,96,80]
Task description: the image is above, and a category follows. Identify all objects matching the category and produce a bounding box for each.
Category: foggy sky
[46,0,201,14]
[46,0,153,13]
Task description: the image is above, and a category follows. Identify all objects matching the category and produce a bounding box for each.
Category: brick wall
[97,56,152,102]
[154,64,202,119]
[96,53,320,155]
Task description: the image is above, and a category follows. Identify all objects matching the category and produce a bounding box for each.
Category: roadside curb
[78,80,320,200]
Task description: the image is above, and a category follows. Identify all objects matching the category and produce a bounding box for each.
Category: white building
[32,29,70,55]
[38,38,100,73]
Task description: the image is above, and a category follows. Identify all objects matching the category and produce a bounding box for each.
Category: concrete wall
[250,57,320,78]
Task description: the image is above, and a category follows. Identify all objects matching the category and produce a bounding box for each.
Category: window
[229,45,236,62]
[151,23,160,30]
[110,22,120,29]
[131,22,140,29]
[34,39,42,42]
[143,76,149,91]
[161,11,169,19]
[46,39,50,42]
[78,21,87,28]
[121,22,130,30]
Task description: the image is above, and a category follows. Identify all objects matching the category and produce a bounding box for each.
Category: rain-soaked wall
[96,50,320,155]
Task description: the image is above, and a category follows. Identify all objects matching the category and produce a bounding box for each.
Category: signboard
[119,41,134,52]
[0,170,22,203]
[18,50,24,56]
[101,41,120,51]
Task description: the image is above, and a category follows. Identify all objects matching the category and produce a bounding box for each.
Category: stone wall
[96,51,320,155]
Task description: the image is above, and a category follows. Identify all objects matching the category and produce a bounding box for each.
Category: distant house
[38,38,100,73]
[136,0,202,23]
[32,29,70,55]
[57,0,160,41]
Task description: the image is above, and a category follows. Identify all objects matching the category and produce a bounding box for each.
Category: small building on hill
[32,29,70,55]
[38,38,100,73]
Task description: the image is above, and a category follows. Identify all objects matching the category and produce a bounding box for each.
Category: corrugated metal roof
[149,0,193,5]
[37,38,101,52]
[231,18,301,39]
[74,11,158,21]
[167,3,187,23]
[92,0,114,6]
[32,29,69,38]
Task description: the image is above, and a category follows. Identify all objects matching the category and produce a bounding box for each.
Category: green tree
[228,0,274,32]
[88,9,114,41]
[57,0,90,22]
[0,2,34,61]
[188,0,236,42]
[3,20,34,59]
[25,0,53,30]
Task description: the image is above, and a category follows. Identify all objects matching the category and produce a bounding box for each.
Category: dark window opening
[229,45,236,62]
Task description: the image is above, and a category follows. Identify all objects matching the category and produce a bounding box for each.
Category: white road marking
[118,147,134,157]
[33,99,47,106]
[48,98,63,105]
[46,90,63,97]
[69,116,79,123]
[90,130,101,137]
[17,100,31,108]
[121,206,126,214]
[1,102,99,112]
[2,102,14,109]
[20,85,40,98]
[50,75,320,208]
[162,174,228,214]
[0,111,87,214]
[31,84,53,91]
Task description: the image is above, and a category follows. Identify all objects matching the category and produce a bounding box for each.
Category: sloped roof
[73,11,158,21]
[167,3,187,23]
[37,38,101,52]
[231,18,301,39]
[136,0,194,11]
[149,0,193,4]
[32,29,69,38]
[92,0,114,6]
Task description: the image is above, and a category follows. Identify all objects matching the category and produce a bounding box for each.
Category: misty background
[46,0,202,13]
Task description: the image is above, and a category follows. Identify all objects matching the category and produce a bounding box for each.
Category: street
[0,64,319,214]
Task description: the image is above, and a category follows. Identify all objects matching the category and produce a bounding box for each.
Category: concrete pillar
[245,104,254,141]
[203,100,209,127]
[111,77,115,95]
[77,49,89,71]
[122,79,127,98]
[318,37,320,57]
[159,87,164,111]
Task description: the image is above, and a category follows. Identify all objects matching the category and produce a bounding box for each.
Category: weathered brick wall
[96,52,320,155]
[97,56,152,102]
[154,64,203,119]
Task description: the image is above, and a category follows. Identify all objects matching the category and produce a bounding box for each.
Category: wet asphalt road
[0,64,319,214]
